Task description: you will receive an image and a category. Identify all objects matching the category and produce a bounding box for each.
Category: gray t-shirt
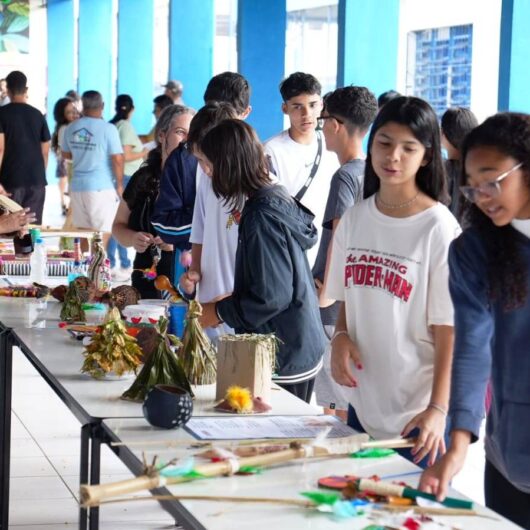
[312,159,365,326]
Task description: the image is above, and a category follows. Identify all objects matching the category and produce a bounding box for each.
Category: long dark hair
[51,97,73,152]
[110,94,134,124]
[200,119,271,211]
[364,96,447,202]
[460,112,530,310]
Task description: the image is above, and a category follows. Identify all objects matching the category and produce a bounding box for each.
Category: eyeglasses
[460,162,524,203]
[317,114,344,130]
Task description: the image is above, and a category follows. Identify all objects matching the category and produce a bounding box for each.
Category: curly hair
[363,96,448,203]
[460,112,530,310]
[51,97,74,152]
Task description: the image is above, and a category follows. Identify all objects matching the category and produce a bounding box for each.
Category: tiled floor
[7,181,487,527]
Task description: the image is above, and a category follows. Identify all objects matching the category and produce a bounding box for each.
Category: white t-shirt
[264,130,339,265]
[326,196,461,439]
[189,167,239,304]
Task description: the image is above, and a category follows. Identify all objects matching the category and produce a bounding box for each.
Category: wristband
[214,303,224,325]
[330,330,350,343]
[428,402,448,417]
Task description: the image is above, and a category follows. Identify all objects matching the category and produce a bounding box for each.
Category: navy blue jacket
[151,143,198,250]
[216,185,326,381]
[449,227,530,493]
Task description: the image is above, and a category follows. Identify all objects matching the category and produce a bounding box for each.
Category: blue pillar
[78,0,114,119]
[498,0,530,112]
[117,0,154,133]
[337,0,399,96]
[237,0,285,141]
[46,0,75,130]
[169,0,214,111]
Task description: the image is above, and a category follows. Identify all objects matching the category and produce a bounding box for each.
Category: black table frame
[0,326,192,530]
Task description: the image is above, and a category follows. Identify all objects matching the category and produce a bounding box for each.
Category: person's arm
[419,235,493,499]
[111,199,154,252]
[41,141,50,168]
[402,325,454,465]
[122,144,147,163]
[111,153,124,195]
[316,217,340,307]
[61,150,72,161]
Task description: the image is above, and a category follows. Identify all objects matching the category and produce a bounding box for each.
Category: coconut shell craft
[60,276,95,322]
[121,317,192,402]
[178,300,217,385]
[101,284,141,313]
[81,306,143,379]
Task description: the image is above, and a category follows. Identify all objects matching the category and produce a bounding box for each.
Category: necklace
[376,192,419,209]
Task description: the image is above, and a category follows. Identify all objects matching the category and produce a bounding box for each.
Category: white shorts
[70,189,119,232]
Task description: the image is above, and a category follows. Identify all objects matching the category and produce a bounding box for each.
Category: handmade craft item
[178,300,216,385]
[154,274,179,298]
[0,283,50,298]
[142,384,193,429]
[214,385,272,414]
[121,317,192,402]
[87,232,111,291]
[135,244,161,280]
[355,478,473,510]
[80,433,422,506]
[60,276,94,322]
[81,306,143,379]
[101,285,141,312]
[215,334,276,404]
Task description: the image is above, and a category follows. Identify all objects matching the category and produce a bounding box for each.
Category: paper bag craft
[216,334,276,404]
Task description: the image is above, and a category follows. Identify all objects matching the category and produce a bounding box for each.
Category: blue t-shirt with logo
[61,116,123,192]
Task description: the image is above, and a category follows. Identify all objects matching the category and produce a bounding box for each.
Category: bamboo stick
[81,446,309,507]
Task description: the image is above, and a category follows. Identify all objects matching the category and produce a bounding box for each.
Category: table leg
[88,424,101,530]
[79,423,90,530]
[0,326,13,530]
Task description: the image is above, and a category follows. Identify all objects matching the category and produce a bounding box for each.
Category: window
[285,0,338,95]
[407,24,473,116]
[214,0,237,74]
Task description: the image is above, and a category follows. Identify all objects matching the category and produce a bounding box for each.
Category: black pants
[278,378,315,404]
[485,459,530,529]
[7,185,46,223]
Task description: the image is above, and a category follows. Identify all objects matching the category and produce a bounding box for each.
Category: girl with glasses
[326,96,460,467]
[420,113,530,528]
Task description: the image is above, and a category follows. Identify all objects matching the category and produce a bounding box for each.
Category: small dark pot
[142,384,193,429]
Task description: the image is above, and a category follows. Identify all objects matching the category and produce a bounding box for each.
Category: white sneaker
[111,267,132,283]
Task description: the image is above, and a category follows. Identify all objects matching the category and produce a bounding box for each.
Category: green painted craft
[301,491,341,505]
[350,448,396,458]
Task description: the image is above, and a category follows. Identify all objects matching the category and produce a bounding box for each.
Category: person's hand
[131,231,153,253]
[152,236,173,252]
[0,208,36,235]
[179,270,201,295]
[198,302,221,329]
[419,448,466,501]
[330,332,363,388]
[402,407,447,466]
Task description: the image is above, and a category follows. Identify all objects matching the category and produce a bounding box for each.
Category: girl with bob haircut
[326,96,460,466]
[420,113,530,528]
[197,119,325,403]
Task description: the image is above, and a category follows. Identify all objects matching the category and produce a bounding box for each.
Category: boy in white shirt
[264,72,339,265]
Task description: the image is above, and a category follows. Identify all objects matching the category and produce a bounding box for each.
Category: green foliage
[121,317,192,402]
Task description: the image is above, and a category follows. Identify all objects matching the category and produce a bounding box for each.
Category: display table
[101,417,518,530]
[0,297,318,530]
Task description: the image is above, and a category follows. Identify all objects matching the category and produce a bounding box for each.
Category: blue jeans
[347,404,450,470]
[108,176,131,269]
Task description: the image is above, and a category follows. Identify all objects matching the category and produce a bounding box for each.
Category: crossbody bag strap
[295,131,322,202]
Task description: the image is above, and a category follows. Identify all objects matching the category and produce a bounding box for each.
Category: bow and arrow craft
[80,432,472,515]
